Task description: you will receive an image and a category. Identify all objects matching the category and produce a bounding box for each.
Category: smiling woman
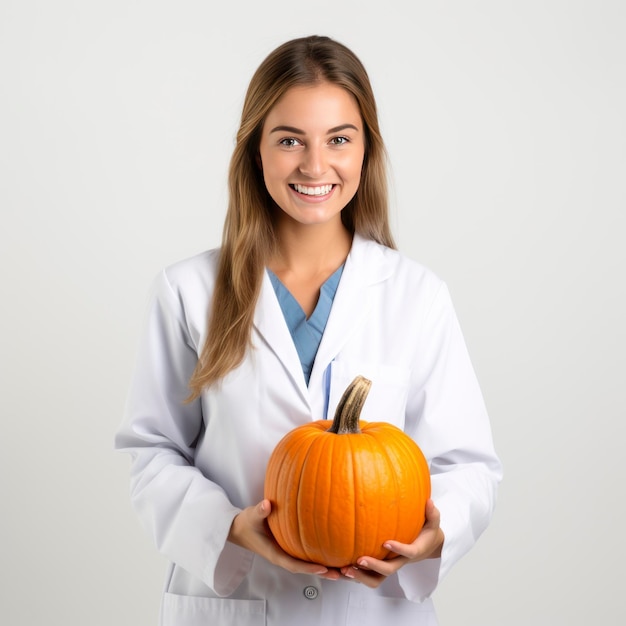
[258,82,367,314]
[259,83,365,233]
[115,34,502,626]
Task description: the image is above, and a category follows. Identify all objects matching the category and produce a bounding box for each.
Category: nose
[298,145,328,178]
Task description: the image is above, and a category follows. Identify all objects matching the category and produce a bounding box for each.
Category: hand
[340,499,444,588]
[228,499,341,580]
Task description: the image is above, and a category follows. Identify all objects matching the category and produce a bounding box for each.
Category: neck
[271,218,352,278]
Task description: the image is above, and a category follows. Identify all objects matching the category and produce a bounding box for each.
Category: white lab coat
[115,234,502,626]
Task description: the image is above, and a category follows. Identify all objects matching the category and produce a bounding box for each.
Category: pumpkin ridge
[361,431,395,557]
[275,429,319,560]
[298,434,331,564]
[382,429,430,542]
[322,431,354,566]
[345,434,358,564]
[359,432,380,559]
[377,433,405,552]
[311,436,331,565]
[324,434,345,563]
[265,440,289,551]
[292,431,327,562]
[269,440,294,557]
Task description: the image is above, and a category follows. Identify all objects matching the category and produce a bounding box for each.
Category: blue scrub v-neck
[267,264,344,385]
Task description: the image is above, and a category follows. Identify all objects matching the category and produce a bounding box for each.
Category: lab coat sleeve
[398,282,503,602]
[114,270,253,596]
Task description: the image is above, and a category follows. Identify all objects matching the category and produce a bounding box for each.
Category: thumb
[424,499,441,527]
[257,499,272,519]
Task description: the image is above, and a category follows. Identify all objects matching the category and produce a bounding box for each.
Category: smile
[290,183,334,196]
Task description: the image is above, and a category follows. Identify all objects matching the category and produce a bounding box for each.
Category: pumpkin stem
[328,375,372,434]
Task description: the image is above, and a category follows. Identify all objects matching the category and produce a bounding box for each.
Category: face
[258,82,365,229]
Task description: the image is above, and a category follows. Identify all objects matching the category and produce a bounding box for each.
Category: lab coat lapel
[253,271,310,405]
[252,236,393,415]
[308,235,393,405]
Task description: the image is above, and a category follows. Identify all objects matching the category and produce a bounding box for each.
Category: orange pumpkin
[264,375,431,568]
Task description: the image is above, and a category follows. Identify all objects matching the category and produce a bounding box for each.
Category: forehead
[264,82,362,128]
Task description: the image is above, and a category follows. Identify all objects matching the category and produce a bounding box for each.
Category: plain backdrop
[1,1,624,624]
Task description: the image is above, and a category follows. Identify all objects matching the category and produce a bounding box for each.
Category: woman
[115,35,502,625]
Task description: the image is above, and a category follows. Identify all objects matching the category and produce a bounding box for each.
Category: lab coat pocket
[161,593,266,626]
[346,593,438,626]
[328,360,410,429]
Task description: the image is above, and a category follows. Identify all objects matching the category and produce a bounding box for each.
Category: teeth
[294,183,333,196]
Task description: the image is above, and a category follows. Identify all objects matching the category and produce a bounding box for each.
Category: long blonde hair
[187,35,395,398]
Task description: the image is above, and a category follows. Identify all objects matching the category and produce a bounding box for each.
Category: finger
[356,555,407,578]
[340,563,388,588]
[318,568,341,581]
[273,552,341,579]
[379,539,418,559]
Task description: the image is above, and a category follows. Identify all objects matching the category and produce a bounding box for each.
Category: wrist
[227,511,244,547]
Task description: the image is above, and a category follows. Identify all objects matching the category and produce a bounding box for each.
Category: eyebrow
[269,123,360,135]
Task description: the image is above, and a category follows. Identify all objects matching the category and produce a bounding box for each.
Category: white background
[1,1,624,624]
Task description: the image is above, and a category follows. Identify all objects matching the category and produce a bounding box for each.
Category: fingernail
[383,543,392,550]
[343,568,355,579]
[358,559,368,568]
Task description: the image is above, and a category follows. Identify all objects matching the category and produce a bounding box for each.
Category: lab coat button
[303,585,319,600]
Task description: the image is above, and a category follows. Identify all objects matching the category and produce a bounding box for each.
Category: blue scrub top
[267,264,344,385]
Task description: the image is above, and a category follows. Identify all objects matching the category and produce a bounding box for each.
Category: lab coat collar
[253,234,394,413]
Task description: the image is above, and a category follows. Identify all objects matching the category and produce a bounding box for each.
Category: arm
[403,283,502,600]
[114,270,252,596]
[341,283,502,599]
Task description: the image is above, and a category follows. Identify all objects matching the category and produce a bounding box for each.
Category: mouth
[289,183,334,197]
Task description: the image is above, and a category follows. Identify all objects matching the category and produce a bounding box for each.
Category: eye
[279,137,302,147]
[329,136,349,146]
